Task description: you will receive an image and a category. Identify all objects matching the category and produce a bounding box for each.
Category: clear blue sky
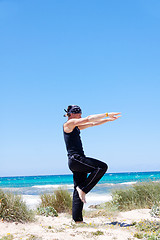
[1,0,160,177]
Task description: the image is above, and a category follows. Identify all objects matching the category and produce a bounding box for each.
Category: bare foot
[75,221,87,224]
[76,186,86,203]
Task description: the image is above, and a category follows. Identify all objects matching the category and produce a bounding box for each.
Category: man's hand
[108,112,121,118]
[109,115,121,121]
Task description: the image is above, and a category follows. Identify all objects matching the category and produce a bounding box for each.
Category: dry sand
[0,209,159,240]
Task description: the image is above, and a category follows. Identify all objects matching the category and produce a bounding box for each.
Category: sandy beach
[0,209,159,240]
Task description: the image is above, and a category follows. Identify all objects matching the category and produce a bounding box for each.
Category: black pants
[68,154,108,222]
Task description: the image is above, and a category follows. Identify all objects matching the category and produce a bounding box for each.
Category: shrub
[26,234,42,240]
[37,206,58,217]
[91,230,104,236]
[39,188,72,213]
[0,189,34,222]
[135,220,160,240]
[0,234,14,240]
[133,232,143,239]
[111,181,160,211]
[150,203,160,218]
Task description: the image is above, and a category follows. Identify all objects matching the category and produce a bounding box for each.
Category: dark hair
[66,105,72,117]
[63,105,72,117]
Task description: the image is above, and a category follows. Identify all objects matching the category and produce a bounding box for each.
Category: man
[63,105,121,222]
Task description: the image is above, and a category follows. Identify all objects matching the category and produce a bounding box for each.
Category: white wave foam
[97,183,116,187]
[22,195,41,210]
[32,184,74,189]
[119,181,137,185]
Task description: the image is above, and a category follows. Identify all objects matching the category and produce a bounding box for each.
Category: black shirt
[63,126,85,157]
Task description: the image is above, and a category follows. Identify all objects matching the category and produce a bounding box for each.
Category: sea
[0,171,160,210]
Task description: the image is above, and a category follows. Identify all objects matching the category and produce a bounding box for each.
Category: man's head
[64,105,82,118]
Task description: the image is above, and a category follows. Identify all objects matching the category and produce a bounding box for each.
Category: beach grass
[0,189,34,223]
[111,181,160,211]
[39,187,72,213]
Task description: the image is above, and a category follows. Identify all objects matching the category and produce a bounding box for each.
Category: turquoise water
[0,171,160,196]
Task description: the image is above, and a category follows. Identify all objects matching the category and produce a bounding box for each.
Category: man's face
[71,113,82,119]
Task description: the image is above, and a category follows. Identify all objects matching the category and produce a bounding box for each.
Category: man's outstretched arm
[64,112,121,132]
[87,112,121,122]
[78,115,121,130]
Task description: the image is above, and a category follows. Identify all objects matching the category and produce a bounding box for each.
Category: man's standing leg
[72,172,87,222]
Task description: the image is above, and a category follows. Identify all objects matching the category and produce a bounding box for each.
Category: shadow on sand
[106,222,133,227]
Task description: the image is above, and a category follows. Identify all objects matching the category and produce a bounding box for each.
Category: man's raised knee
[103,163,108,173]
